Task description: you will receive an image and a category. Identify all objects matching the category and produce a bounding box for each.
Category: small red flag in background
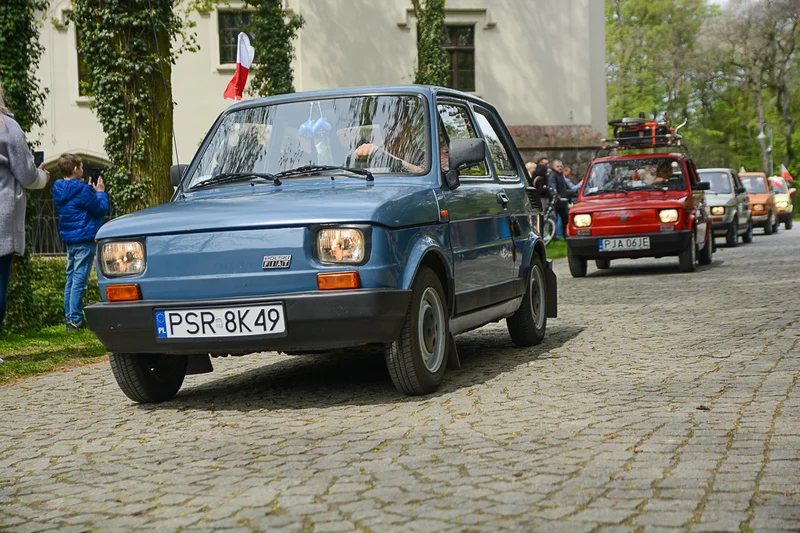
[780,163,793,183]
[224,33,255,100]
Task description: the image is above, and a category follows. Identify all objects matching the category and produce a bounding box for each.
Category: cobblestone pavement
[2,228,800,533]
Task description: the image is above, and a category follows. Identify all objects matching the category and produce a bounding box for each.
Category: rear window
[698,172,732,194]
[742,176,768,194]
[583,157,686,196]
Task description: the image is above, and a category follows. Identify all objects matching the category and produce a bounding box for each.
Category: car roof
[697,168,732,173]
[739,172,767,178]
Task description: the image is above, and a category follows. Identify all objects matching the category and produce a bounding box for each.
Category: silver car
[698,168,753,247]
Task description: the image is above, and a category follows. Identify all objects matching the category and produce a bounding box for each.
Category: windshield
[186,95,429,189]
[741,176,768,194]
[771,179,789,193]
[583,157,686,196]
[698,171,732,193]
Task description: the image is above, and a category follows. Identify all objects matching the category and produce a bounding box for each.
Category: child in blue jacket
[52,154,109,329]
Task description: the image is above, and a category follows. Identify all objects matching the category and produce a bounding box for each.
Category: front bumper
[566,230,692,259]
[752,214,770,226]
[85,289,412,355]
[778,211,793,222]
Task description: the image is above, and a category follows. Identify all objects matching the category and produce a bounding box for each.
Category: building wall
[31,0,605,169]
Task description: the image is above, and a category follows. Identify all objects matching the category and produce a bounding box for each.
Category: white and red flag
[223,32,255,100]
[780,163,794,183]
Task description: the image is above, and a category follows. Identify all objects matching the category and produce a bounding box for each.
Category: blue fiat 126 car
[86,86,557,403]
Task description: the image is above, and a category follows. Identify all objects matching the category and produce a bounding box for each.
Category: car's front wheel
[742,219,754,243]
[764,213,774,235]
[109,353,188,403]
[385,266,448,396]
[679,230,696,272]
[568,251,587,278]
[507,255,547,347]
[698,225,713,265]
[772,213,780,233]
[726,218,738,247]
[785,217,793,230]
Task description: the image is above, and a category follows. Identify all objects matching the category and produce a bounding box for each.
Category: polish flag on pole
[780,163,794,183]
[223,33,255,100]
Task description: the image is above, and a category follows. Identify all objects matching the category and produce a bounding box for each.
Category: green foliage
[246,0,304,97]
[5,250,40,334]
[412,0,450,86]
[71,0,197,215]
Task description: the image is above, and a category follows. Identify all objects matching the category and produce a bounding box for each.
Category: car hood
[572,192,690,213]
[747,193,771,204]
[97,180,440,239]
[704,192,736,207]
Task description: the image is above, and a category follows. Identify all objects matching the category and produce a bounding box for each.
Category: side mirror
[170,164,188,187]
[693,181,711,191]
[736,186,747,194]
[445,139,486,190]
[562,189,578,199]
[790,188,797,196]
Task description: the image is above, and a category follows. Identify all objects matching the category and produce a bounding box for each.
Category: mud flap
[186,354,214,375]
[446,333,461,370]
[545,259,558,318]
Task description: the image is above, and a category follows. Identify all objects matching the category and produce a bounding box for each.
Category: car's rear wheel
[726,218,738,247]
[764,213,774,234]
[595,259,610,270]
[109,353,188,403]
[679,230,696,272]
[507,255,547,347]
[742,219,754,243]
[568,251,587,278]
[785,217,793,230]
[698,225,713,265]
[385,266,448,396]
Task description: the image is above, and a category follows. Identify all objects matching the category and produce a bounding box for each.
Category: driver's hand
[354,143,378,160]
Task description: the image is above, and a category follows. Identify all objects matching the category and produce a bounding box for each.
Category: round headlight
[753,204,765,212]
[573,214,592,228]
[100,241,146,277]
[317,228,366,263]
[710,206,725,216]
[659,209,679,223]
[776,201,789,208]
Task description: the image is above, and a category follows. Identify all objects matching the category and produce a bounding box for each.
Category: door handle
[496,192,510,208]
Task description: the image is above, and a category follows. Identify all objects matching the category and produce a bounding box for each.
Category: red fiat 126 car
[565,117,713,277]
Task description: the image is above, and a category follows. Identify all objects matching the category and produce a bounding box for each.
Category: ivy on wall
[0,0,49,333]
[71,0,197,215]
[411,0,449,87]
[246,0,304,97]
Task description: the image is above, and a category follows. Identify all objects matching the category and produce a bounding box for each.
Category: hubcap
[530,265,546,330]
[418,287,446,373]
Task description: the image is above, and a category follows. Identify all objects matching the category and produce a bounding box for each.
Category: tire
[543,215,557,245]
[698,225,713,265]
[568,251,587,278]
[385,266,449,396]
[772,214,780,233]
[679,230,696,272]
[507,255,547,347]
[785,217,793,230]
[108,353,188,403]
[595,259,610,270]
[764,214,774,235]
[742,219,753,243]
[726,218,738,247]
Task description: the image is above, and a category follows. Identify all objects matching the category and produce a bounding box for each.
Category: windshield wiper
[190,172,281,190]
[272,165,375,182]
[588,187,629,196]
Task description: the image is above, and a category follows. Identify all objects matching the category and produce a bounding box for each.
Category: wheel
[678,229,696,272]
[785,217,793,230]
[542,215,557,245]
[698,226,713,265]
[772,213,780,233]
[507,255,547,347]
[764,214,774,235]
[726,218,738,247]
[568,251,587,278]
[595,259,610,270]
[385,266,448,396]
[108,353,188,403]
[742,219,753,243]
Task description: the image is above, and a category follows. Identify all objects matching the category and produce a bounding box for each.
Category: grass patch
[546,239,567,259]
[0,326,106,385]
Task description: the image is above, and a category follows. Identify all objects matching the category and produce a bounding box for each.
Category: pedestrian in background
[0,82,50,342]
[52,154,108,330]
[547,160,570,240]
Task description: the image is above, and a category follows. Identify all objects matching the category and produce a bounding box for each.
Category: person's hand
[92,176,105,192]
[354,143,378,160]
[38,162,51,184]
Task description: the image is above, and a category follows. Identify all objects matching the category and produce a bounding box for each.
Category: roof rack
[596,113,690,157]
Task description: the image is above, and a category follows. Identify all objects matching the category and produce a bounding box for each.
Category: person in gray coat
[0,82,51,335]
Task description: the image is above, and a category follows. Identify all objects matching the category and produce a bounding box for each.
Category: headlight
[573,214,592,228]
[100,241,146,277]
[710,206,725,216]
[776,201,789,208]
[752,204,765,212]
[659,209,679,223]
[317,228,365,263]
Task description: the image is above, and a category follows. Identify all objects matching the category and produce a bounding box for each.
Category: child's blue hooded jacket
[51,179,109,245]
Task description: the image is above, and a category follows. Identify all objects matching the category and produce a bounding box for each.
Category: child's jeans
[64,243,96,324]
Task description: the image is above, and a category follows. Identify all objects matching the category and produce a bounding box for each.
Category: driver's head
[656,162,673,179]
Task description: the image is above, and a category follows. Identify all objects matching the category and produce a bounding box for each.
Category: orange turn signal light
[106,284,142,302]
[317,272,360,291]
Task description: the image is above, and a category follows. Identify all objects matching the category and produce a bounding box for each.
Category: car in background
[85,86,558,403]
[740,172,778,235]
[770,176,795,230]
[698,168,753,247]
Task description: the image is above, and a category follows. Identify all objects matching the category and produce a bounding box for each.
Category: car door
[686,160,709,249]
[732,171,750,230]
[471,106,529,282]
[437,100,515,315]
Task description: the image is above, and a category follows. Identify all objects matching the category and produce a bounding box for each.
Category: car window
[583,157,686,196]
[742,176,768,194]
[771,178,788,193]
[474,110,519,179]
[698,171,732,193]
[437,103,488,177]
